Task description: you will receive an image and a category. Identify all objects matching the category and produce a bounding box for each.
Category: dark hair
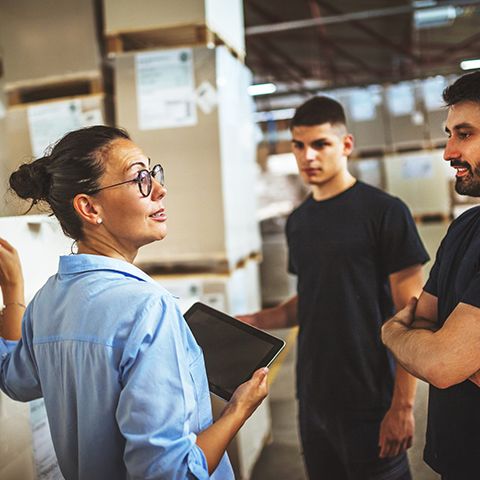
[443,71,480,107]
[290,96,347,130]
[9,125,130,241]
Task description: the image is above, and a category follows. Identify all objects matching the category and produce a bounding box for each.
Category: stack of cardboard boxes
[0,0,110,217]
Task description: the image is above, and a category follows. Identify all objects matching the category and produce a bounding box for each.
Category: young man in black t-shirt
[239,96,429,479]
[383,71,480,480]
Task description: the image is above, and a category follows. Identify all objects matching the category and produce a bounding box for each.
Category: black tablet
[184,302,286,402]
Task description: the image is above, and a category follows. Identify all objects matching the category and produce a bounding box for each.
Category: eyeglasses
[88,164,164,197]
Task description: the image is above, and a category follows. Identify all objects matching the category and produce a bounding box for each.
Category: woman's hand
[196,368,269,474]
[0,238,24,292]
[221,367,269,421]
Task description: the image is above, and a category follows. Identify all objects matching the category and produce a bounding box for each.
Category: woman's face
[93,138,167,256]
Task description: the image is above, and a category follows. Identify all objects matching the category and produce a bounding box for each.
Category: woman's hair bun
[9,156,52,203]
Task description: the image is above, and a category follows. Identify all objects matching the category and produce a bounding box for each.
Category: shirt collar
[58,254,157,285]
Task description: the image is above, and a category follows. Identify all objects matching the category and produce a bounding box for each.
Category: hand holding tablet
[184,302,286,401]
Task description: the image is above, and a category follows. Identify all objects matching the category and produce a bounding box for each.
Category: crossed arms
[382,290,480,389]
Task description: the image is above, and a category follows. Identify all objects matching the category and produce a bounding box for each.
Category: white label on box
[30,399,63,480]
[423,76,447,111]
[28,100,83,158]
[135,49,197,130]
[79,109,104,127]
[349,88,377,122]
[195,81,218,115]
[387,82,415,117]
[401,156,434,179]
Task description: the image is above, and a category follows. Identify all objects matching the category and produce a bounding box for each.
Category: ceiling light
[460,59,480,71]
[248,83,277,96]
[413,5,457,29]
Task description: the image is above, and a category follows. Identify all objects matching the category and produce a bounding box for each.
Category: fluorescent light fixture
[413,1,437,8]
[248,83,277,96]
[414,5,457,28]
[461,59,480,71]
[253,108,296,122]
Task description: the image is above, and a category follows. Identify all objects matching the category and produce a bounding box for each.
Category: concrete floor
[250,328,440,480]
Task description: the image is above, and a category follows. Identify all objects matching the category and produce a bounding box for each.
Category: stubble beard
[455,164,480,197]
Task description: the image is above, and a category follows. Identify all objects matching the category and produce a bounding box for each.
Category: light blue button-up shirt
[0,254,233,480]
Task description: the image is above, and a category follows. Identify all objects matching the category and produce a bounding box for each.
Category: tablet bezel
[184,302,286,401]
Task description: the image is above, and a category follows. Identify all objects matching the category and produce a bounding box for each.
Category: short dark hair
[443,71,480,107]
[290,96,347,130]
[9,125,130,241]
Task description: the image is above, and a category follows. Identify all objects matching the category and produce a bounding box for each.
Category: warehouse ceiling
[243,0,480,106]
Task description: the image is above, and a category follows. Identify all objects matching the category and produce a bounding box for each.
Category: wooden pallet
[413,213,452,224]
[138,251,261,277]
[106,24,245,63]
[5,74,104,107]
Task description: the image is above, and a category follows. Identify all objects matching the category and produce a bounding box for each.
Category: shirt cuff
[187,444,210,480]
[0,338,17,359]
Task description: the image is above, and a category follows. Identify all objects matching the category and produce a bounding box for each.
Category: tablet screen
[184,302,286,401]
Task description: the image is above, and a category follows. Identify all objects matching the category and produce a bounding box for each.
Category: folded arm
[382,290,480,389]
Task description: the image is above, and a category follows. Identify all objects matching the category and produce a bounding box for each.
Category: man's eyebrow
[445,123,475,133]
[453,122,474,130]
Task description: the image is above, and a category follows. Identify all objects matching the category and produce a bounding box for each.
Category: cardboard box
[383,149,452,217]
[103,0,245,58]
[0,80,16,217]
[4,94,109,216]
[0,0,102,89]
[385,81,430,151]
[342,86,389,154]
[115,46,261,270]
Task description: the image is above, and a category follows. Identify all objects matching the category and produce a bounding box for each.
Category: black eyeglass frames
[88,164,164,197]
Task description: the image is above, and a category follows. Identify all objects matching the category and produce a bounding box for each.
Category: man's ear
[73,194,101,226]
[343,133,354,156]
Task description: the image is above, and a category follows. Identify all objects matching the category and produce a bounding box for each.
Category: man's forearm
[382,319,437,384]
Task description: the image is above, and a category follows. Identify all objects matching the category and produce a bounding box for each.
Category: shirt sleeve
[423,237,444,298]
[0,307,43,402]
[379,197,430,275]
[116,294,211,480]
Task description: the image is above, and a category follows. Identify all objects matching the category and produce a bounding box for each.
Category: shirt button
[2,353,7,358]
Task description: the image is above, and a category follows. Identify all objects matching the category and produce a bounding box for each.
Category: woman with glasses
[0,125,268,480]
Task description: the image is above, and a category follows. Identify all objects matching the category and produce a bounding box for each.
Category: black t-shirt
[286,181,429,418]
[423,206,480,477]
